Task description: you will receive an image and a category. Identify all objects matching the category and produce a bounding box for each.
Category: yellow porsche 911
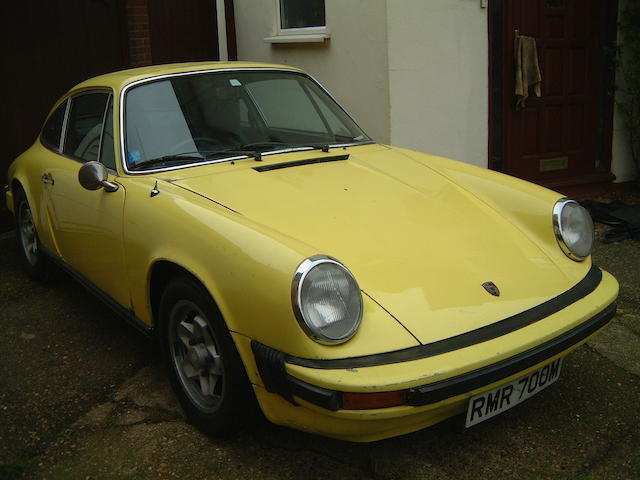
[4,62,618,442]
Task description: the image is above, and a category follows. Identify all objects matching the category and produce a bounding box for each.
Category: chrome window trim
[97,93,113,166]
[552,198,592,261]
[291,254,363,345]
[59,100,71,153]
[119,67,373,175]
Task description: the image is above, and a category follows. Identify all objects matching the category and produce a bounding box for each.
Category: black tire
[158,275,258,437]
[14,188,50,280]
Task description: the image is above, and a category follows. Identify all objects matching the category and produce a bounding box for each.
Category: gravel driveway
[1,229,639,480]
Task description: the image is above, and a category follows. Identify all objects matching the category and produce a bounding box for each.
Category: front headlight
[552,198,594,261]
[292,255,363,344]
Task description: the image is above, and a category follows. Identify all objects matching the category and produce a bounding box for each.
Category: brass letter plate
[540,156,569,172]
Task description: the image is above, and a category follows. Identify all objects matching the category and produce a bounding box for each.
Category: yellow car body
[5,62,618,441]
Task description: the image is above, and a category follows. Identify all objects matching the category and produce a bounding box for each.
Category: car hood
[167,145,576,345]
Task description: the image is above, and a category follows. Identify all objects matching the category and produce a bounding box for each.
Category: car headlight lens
[292,255,363,344]
[553,199,594,261]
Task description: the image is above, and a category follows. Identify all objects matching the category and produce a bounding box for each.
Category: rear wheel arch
[11,179,39,225]
[13,183,50,280]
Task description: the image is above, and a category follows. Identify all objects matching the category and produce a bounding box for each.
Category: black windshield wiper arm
[129,149,265,171]
[212,149,263,161]
[239,142,331,153]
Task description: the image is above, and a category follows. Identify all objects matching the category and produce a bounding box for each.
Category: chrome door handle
[41,173,54,185]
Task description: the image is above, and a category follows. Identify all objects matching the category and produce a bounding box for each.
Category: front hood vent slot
[253,154,349,172]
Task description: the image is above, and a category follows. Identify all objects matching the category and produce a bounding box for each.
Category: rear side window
[63,92,110,162]
[41,100,68,151]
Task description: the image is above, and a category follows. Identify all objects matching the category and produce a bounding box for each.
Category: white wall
[386,0,489,167]
[234,0,391,143]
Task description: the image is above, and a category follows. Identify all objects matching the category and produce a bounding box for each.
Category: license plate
[465,358,563,427]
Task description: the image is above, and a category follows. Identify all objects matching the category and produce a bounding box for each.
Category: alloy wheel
[168,300,225,413]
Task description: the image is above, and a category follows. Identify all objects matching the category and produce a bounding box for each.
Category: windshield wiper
[238,142,331,153]
[129,149,264,170]
[129,153,205,171]
[213,149,263,161]
[129,140,361,171]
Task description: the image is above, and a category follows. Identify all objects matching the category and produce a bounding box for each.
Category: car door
[42,90,130,308]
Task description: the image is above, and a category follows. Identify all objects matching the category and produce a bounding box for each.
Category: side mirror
[78,161,119,192]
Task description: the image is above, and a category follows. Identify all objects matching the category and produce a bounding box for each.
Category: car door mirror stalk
[78,161,119,192]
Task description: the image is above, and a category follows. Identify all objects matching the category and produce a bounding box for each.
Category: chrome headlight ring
[292,255,363,345]
[552,198,595,261]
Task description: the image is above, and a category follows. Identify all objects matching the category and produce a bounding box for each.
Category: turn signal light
[341,390,408,410]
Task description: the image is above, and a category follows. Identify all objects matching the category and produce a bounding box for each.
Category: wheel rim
[18,200,38,266]
[168,300,224,412]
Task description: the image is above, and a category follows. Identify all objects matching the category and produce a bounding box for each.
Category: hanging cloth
[515,34,542,109]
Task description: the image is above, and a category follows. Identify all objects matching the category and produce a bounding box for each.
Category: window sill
[264,33,330,44]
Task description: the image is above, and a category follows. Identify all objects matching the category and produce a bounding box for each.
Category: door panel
[44,155,129,308]
[502,0,614,187]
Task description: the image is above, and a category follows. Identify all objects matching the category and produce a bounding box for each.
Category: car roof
[69,61,303,93]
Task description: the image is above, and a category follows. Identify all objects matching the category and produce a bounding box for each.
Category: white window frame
[265,0,329,44]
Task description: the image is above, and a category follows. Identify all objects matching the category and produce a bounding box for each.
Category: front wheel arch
[157,274,259,436]
[149,260,199,329]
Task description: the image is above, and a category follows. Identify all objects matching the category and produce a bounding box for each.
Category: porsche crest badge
[482,281,500,297]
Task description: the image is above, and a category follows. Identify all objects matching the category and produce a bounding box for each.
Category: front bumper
[250,266,618,441]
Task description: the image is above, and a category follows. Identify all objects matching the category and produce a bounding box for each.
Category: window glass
[307,88,355,141]
[246,78,327,133]
[99,96,116,170]
[41,100,67,151]
[63,92,109,162]
[280,0,325,29]
[124,71,370,171]
[125,81,197,166]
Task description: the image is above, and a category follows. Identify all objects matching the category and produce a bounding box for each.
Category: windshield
[123,70,371,171]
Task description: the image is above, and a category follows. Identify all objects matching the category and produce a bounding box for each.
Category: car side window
[99,96,116,170]
[41,100,68,152]
[63,92,109,162]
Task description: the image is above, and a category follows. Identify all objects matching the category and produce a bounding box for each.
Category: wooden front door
[500,0,616,188]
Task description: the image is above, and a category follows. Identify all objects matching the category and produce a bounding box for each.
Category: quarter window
[63,92,110,162]
[41,100,68,152]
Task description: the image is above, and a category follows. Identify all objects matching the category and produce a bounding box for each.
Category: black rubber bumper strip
[252,301,616,411]
[287,265,603,370]
[406,301,616,406]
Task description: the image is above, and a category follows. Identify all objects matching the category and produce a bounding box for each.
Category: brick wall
[126,0,152,66]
